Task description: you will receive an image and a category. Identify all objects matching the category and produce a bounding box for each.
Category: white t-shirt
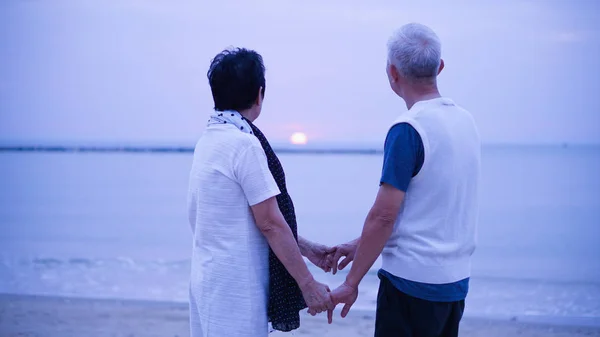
[187,122,280,337]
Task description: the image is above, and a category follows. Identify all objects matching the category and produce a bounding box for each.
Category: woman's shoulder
[218,132,268,174]
[205,124,261,153]
[228,130,262,153]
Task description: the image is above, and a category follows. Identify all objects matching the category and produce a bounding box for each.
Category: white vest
[381,97,481,284]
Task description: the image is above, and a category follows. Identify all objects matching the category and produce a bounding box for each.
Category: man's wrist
[345,275,361,290]
[344,277,360,290]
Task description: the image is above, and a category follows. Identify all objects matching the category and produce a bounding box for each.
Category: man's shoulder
[387,117,424,145]
[413,98,476,126]
[389,121,419,133]
[433,97,471,116]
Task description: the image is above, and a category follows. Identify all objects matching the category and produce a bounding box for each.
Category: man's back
[382,97,481,285]
[329,23,480,337]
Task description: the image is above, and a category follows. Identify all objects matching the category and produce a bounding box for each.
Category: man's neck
[402,84,442,110]
[404,89,442,110]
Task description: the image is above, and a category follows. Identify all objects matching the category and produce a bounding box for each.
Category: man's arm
[330,123,423,275]
[345,184,405,288]
[329,123,421,319]
[328,184,404,319]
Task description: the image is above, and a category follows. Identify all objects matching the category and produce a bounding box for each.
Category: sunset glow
[290,132,308,145]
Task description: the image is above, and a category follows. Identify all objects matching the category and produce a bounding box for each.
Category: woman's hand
[299,278,334,318]
[303,241,336,273]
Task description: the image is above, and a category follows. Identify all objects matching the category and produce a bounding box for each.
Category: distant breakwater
[0,145,384,155]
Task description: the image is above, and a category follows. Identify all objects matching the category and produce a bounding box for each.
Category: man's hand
[328,282,359,322]
[305,242,336,273]
[299,278,334,317]
[329,239,359,274]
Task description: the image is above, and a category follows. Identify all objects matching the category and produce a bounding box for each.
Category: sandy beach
[1,294,598,337]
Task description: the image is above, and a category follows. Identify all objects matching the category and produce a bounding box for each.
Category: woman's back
[187,122,280,337]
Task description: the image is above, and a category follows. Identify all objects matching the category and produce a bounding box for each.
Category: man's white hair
[387,23,442,81]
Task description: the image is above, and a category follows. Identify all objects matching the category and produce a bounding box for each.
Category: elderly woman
[187,48,334,337]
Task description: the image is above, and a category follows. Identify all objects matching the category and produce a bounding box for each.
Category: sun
[290,132,308,145]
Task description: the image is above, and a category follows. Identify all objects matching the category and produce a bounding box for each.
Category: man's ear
[438,59,445,75]
[389,64,400,83]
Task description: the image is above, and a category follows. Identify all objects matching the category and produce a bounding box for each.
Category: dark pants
[374,274,465,337]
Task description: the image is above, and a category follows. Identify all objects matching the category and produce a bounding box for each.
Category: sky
[1,0,599,145]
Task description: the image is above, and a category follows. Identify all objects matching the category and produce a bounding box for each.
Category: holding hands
[299,278,334,317]
[303,241,336,273]
[328,239,358,275]
[302,239,360,323]
[303,238,358,275]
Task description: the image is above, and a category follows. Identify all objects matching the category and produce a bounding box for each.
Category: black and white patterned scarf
[208,110,306,332]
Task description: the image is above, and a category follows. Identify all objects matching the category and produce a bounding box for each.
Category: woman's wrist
[297,273,316,292]
[298,236,313,257]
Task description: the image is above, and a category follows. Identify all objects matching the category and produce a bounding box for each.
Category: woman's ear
[256,86,263,106]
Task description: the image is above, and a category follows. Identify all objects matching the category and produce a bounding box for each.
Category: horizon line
[0,139,598,146]
[0,143,597,155]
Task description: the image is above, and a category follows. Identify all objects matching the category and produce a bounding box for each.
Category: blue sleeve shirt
[380,123,424,192]
[379,123,469,302]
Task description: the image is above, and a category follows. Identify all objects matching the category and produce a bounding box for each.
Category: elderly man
[329,23,481,337]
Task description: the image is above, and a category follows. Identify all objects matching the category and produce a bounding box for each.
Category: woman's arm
[298,236,314,257]
[252,198,313,287]
[251,197,333,313]
[237,141,333,313]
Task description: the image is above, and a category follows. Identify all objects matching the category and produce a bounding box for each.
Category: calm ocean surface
[0,146,599,324]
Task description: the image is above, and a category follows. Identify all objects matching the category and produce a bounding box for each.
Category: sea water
[0,146,599,324]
